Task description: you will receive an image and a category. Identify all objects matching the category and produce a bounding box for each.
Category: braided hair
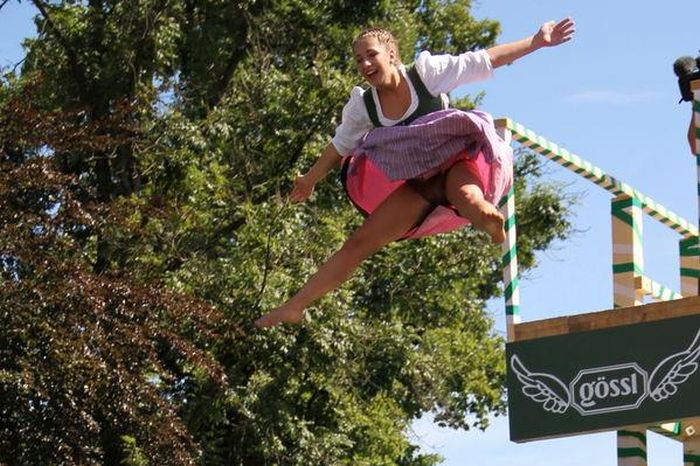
[352,28,402,64]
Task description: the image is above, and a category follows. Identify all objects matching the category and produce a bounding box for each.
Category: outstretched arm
[290,142,342,202]
[486,17,575,68]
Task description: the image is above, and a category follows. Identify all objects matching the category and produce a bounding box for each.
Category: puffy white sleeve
[331,86,374,156]
[414,49,494,96]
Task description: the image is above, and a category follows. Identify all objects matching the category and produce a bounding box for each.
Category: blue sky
[2,1,699,464]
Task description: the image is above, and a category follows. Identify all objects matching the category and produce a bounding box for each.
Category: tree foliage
[0,0,574,464]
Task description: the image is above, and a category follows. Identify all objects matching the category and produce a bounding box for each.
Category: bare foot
[473,200,506,244]
[254,305,305,328]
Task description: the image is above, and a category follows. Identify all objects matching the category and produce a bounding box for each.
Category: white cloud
[566,90,663,105]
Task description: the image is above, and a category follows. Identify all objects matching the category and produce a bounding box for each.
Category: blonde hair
[352,28,401,64]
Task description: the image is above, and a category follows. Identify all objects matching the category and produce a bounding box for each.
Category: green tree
[0,0,574,464]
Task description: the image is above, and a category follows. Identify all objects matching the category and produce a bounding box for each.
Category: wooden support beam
[494,117,511,128]
[512,295,700,342]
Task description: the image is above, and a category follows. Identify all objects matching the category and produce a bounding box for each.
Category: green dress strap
[362,64,447,128]
[362,84,382,127]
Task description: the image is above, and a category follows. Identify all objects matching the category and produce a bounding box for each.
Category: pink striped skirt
[340,149,497,240]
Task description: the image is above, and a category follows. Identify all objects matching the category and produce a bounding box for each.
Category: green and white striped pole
[500,187,519,341]
[611,195,644,307]
[682,78,700,466]
[617,430,648,466]
[611,195,647,465]
[495,122,520,341]
[693,80,700,158]
[685,438,700,466]
[681,79,700,297]
[680,235,699,297]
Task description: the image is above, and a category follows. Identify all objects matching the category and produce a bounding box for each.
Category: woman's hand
[290,174,316,202]
[288,143,341,202]
[486,17,575,68]
[534,17,576,49]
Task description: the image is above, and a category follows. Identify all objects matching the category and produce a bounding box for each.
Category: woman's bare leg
[445,162,505,244]
[254,184,433,328]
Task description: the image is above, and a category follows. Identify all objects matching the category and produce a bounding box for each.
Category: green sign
[507,313,700,442]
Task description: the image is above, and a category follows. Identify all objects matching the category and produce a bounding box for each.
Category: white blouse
[331,49,494,156]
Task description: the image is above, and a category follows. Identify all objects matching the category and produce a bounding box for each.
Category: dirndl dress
[340,108,513,239]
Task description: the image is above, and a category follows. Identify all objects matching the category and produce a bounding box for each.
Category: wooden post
[612,194,647,465]
[612,195,644,308]
[680,235,700,296]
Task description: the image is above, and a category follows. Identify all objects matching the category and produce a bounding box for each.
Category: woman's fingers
[541,17,575,46]
[555,17,576,40]
[290,176,312,202]
[555,17,574,29]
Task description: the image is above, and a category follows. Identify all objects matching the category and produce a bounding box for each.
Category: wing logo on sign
[511,328,700,416]
[510,355,570,414]
[648,329,700,401]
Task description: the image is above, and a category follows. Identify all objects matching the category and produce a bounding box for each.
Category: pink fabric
[342,110,513,239]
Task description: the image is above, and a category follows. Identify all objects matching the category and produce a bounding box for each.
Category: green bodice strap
[362,66,447,127]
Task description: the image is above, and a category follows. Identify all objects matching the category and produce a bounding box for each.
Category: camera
[674,53,700,103]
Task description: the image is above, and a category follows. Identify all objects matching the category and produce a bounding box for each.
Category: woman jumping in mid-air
[255,18,575,328]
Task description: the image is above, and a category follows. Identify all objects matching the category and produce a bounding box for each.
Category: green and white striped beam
[496,118,698,238]
[637,275,683,302]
